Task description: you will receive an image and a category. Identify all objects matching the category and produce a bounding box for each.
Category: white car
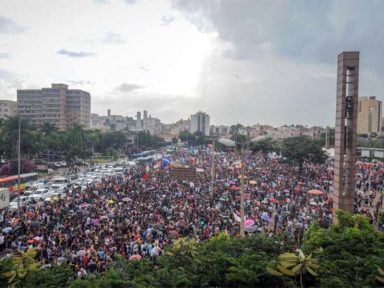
[9,196,31,211]
[29,188,51,200]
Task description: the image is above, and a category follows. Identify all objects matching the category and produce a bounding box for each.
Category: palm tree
[376,267,384,284]
[3,248,40,288]
[267,250,319,288]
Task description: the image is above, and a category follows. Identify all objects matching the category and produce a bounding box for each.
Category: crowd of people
[0,147,383,277]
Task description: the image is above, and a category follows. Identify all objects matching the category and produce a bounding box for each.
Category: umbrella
[307,189,324,196]
[92,219,100,226]
[122,197,132,202]
[2,227,12,233]
[129,254,142,261]
[261,212,271,221]
[230,186,240,191]
[108,199,115,204]
[249,180,257,185]
[27,239,34,244]
[229,180,236,185]
[269,197,278,203]
[79,203,89,208]
[244,219,255,226]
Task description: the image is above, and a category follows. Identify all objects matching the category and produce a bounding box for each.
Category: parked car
[9,196,31,211]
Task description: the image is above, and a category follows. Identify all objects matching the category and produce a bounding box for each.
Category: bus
[0,173,39,192]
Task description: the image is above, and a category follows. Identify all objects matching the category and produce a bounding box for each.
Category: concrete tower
[333,52,359,213]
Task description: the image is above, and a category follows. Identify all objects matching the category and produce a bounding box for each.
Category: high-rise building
[143,110,148,132]
[17,83,91,130]
[136,111,142,130]
[0,100,18,119]
[357,96,382,135]
[190,111,210,136]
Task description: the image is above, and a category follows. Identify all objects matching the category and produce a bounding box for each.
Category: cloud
[93,0,109,3]
[114,83,144,93]
[57,49,95,58]
[138,66,149,72]
[161,15,175,26]
[122,0,138,4]
[0,16,25,34]
[102,31,125,44]
[0,53,9,59]
[170,0,384,126]
[67,80,91,86]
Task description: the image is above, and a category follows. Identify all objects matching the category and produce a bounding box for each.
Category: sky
[0,0,383,127]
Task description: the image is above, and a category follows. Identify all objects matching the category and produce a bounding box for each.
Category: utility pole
[239,143,245,238]
[210,141,215,193]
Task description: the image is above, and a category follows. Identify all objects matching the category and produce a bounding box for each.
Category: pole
[17,113,21,215]
[240,143,245,238]
[210,141,215,193]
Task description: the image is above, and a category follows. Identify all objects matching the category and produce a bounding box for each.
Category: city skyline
[1,0,384,126]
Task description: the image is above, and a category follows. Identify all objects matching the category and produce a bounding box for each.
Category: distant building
[190,111,210,136]
[136,111,142,130]
[357,96,382,135]
[0,100,18,119]
[17,83,91,130]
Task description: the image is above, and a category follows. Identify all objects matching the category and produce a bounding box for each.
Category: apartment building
[17,84,91,130]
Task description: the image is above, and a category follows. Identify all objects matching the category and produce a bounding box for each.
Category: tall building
[143,110,148,132]
[0,100,18,119]
[136,111,142,130]
[17,83,90,130]
[357,96,382,135]
[334,51,359,213]
[190,111,210,136]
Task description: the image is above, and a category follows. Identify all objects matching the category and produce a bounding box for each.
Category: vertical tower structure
[334,52,359,212]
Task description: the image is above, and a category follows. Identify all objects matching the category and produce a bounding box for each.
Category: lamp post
[218,135,267,238]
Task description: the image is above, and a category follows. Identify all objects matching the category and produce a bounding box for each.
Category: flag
[141,173,150,181]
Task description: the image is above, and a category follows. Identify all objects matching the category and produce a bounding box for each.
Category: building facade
[0,100,18,119]
[357,96,382,135]
[190,111,210,136]
[17,84,91,130]
[334,51,359,213]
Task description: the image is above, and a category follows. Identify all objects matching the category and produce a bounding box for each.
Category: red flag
[141,173,150,181]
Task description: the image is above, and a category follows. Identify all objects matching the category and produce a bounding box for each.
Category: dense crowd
[0,147,383,277]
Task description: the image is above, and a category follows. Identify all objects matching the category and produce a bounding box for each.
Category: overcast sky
[0,0,383,126]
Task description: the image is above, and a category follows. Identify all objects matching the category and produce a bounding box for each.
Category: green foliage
[22,265,73,288]
[281,135,326,177]
[2,248,40,288]
[136,131,165,149]
[2,216,384,288]
[251,137,278,156]
[304,211,384,288]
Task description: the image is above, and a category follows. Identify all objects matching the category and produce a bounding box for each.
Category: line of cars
[8,162,133,211]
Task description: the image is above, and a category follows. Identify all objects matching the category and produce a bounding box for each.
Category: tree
[281,136,326,178]
[63,124,91,164]
[171,137,178,145]
[179,130,195,144]
[251,137,276,157]
[1,116,40,159]
[3,248,40,288]
[267,250,319,288]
